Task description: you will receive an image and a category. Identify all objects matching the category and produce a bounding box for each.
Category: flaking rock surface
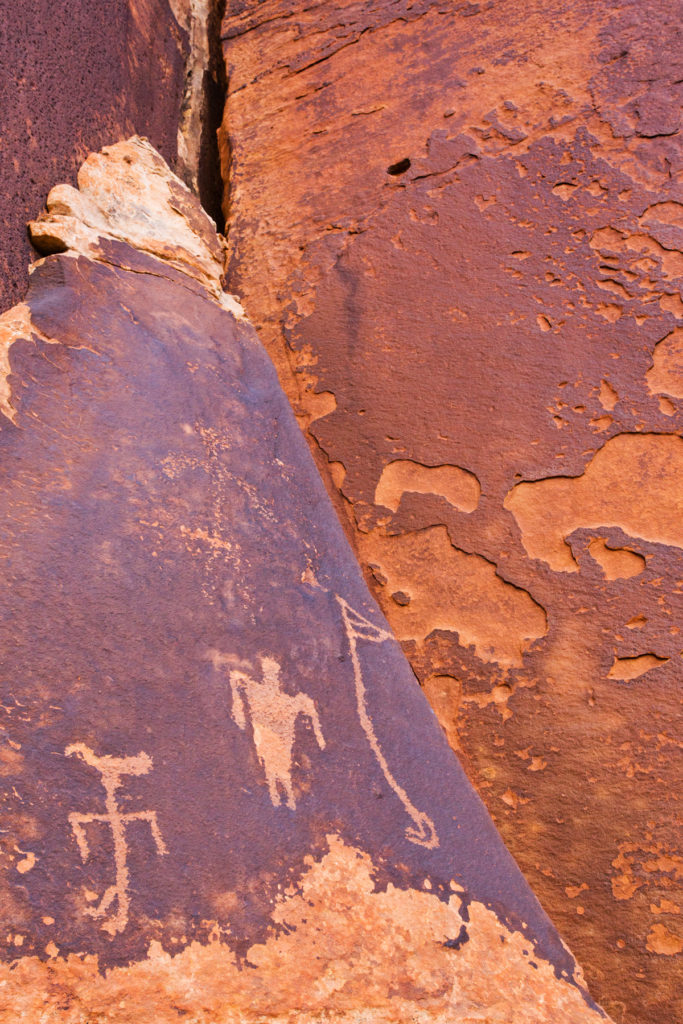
[0,138,608,1022]
[218,4,683,1022]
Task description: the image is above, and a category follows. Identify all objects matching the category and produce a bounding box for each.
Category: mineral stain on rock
[505,434,683,572]
[358,525,547,668]
[374,460,481,515]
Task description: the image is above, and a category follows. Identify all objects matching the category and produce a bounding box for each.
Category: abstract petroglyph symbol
[229,657,325,809]
[336,596,439,849]
[161,425,239,597]
[66,743,167,935]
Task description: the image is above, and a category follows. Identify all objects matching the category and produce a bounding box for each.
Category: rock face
[0,0,188,313]
[218,4,683,1022]
[0,139,608,1022]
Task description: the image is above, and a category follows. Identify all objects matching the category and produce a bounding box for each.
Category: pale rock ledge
[27,135,244,319]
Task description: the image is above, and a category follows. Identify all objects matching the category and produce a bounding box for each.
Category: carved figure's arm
[298,694,325,750]
[228,671,249,730]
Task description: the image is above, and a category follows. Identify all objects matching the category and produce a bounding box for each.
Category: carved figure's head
[259,656,282,688]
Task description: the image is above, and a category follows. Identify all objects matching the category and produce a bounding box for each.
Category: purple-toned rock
[0,0,188,313]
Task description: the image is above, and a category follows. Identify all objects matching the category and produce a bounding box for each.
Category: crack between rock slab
[172,0,228,233]
[89,253,218,302]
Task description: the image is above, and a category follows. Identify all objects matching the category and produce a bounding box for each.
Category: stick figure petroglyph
[66,743,167,936]
[228,657,325,809]
[336,596,439,849]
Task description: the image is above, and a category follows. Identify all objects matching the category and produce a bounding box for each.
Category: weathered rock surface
[218,4,683,1022]
[0,0,187,313]
[0,139,608,1021]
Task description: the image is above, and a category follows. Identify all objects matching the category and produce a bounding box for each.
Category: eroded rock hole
[387,158,411,175]
[443,925,470,950]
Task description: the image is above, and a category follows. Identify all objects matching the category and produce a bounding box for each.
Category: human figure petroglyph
[229,657,325,809]
[65,743,167,936]
[336,596,439,849]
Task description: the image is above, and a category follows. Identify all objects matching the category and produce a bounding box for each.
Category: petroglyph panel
[336,596,438,848]
[66,744,167,935]
[227,657,325,809]
[0,140,606,1021]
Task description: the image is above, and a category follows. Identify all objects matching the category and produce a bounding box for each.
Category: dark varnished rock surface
[0,0,187,312]
[219,3,683,1021]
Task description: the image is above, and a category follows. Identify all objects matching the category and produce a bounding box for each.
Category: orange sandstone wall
[218,4,683,1022]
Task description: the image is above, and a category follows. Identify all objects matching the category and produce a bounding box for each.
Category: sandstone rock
[0,139,608,1023]
[218,4,683,1021]
[28,136,244,317]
